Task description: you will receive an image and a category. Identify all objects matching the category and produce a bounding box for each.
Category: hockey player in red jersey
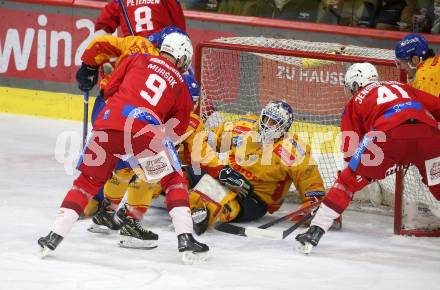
[95,0,186,37]
[296,62,440,254]
[38,32,209,263]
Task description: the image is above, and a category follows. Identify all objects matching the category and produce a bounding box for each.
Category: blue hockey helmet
[147,25,187,49]
[395,33,429,61]
[183,73,200,104]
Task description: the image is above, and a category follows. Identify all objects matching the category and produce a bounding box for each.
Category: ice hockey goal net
[195,36,440,237]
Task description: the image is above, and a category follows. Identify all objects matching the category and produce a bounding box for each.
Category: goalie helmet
[160,32,193,73]
[395,33,429,62]
[258,101,294,143]
[344,62,378,94]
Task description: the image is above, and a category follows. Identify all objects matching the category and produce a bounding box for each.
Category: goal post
[195,36,440,237]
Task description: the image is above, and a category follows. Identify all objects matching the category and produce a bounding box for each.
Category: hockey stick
[258,201,320,229]
[245,212,314,240]
[116,0,134,36]
[214,201,320,239]
[82,90,89,149]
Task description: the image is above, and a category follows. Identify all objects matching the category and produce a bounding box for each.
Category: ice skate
[117,205,158,249]
[38,231,63,258]
[295,225,325,255]
[87,199,121,234]
[178,233,209,264]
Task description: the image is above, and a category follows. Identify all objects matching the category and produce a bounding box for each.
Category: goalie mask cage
[195,36,440,237]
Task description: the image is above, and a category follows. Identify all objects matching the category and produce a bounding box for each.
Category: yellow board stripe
[0,87,96,121]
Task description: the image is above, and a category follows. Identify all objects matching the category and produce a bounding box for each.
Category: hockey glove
[76,62,99,92]
[218,166,253,199]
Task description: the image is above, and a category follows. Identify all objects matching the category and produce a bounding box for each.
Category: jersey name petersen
[126,0,160,7]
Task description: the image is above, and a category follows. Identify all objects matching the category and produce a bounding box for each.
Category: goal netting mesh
[197,36,440,234]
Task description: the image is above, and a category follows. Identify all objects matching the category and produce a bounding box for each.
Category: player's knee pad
[103,168,135,200]
[163,173,190,211]
[67,173,106,215]
[73,173,102,197]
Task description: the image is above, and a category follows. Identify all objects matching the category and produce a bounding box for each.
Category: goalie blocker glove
[218,166,254,199]
[76,62,99,92]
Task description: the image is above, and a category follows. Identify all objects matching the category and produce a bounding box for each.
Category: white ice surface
[1,114,440,290]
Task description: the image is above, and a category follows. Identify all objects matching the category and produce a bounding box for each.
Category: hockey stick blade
[245,213,313,240]
[214,222,246,236]
[214,202,320,238]
[245,227,283,240]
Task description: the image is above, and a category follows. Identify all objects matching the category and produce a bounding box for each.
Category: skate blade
[296,242,314,255]
[87,224,116,234]
[118,236,158,250]
[40,246,52,258]
[181,251,209,265]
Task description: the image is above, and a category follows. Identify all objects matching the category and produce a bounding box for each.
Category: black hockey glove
[218,166,254,199]
[76,62,99,92]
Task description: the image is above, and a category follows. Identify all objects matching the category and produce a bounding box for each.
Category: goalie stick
[214,201,320,240]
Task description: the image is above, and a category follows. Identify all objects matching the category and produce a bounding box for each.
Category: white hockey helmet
[160,32,193,73]
[258,101,294,143]
[344,62,378,94]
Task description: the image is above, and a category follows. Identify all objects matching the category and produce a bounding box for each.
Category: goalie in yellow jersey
[395,33,440,97]
[189,101,326,235]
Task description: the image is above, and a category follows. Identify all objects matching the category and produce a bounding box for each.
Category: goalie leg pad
[193,174,230,204]
[103,168,135,209]
[83,198,100,218]
[126,177,162,219]
[190,174,239,226]
[219,198,241,223]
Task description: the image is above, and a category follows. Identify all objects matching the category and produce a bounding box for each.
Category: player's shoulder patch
[232,125,252,134]
[274,144,296,166]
